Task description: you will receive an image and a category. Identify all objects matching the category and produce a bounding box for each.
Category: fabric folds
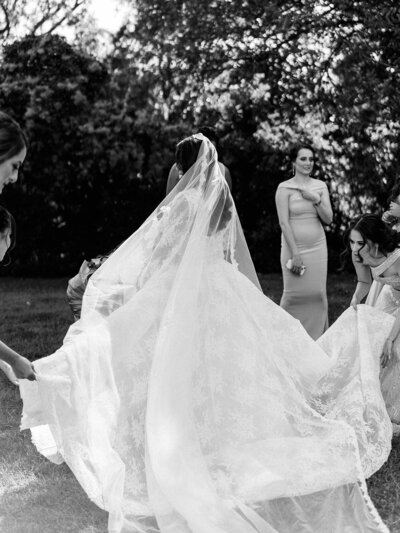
[20,135,391,532]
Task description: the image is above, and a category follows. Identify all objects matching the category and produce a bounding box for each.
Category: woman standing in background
[275,144,333,339]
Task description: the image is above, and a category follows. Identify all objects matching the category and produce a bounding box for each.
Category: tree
[0,0,89,44]
[0,34,145,273]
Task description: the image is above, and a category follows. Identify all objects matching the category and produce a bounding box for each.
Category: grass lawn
[0,274,399,532]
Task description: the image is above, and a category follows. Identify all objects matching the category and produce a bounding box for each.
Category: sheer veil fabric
[20,135,392,532]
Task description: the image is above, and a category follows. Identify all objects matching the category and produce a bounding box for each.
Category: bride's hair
[175,134,233,234]
[175,136,202,174]
[343,213,400,263]
[0,111,28,163]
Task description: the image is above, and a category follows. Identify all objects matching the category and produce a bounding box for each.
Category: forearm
[352,281,371,303]
[0,340,22,366]
[314,202,333,224]
[280,222,299,257]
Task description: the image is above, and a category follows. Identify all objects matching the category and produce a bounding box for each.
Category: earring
[375,245,379,258]
[292,165,295,176]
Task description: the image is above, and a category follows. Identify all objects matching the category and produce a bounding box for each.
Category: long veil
[20,134,391,532]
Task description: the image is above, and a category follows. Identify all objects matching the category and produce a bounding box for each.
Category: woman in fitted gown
[275,144,332,340]
[348,213,400,434]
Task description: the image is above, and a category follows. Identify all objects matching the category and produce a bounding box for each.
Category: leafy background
[1,0,400,274]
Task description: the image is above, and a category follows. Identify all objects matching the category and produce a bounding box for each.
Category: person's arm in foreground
[0,340,35,380]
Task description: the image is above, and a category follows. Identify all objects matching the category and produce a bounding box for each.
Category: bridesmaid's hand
[291,254,304,276]
[12,355,36,381]
[389,201,400,219]
[299,189,320,204]
[381,338,395,368]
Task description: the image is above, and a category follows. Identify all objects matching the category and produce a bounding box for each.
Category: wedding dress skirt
[19,135,393,532]
[20,258,393,533]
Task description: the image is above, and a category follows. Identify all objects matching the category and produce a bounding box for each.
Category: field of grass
[0,274,399,532]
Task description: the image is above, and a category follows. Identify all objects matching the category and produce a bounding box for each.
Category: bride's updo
[175,136,202,175]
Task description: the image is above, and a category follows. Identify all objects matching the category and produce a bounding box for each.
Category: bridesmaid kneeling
[348,213,400,434]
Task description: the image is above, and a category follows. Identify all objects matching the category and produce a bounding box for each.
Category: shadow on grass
[0,376,108,533]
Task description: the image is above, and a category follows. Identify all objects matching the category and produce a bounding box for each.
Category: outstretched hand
[12,355,36,381]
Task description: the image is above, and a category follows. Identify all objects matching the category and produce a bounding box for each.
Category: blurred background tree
[0,0,399,274]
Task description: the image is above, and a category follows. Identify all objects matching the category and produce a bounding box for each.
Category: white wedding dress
[20,135,393,532]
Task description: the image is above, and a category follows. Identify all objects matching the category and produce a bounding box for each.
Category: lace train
[18,135,393,532]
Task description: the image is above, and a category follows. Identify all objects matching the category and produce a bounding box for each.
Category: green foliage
[0,34,189,274]
[2,2,400,273]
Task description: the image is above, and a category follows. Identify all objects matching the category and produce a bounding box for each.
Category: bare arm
[275,187,303,273]
[300,183,333,224]
[314,184,333,225]
[350,256,372,308]
[166,164,180,195]
[0,340,35,380]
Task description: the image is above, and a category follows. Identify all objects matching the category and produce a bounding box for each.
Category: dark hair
[198,126,218,145]
[0,111,28,164]
[175,135,202,174]
[344,213,400,263]
[289,143,315,163]
[0,205,16,266]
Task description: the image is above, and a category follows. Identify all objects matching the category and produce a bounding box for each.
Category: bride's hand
[12,355,36,381]
[381,338,395,368]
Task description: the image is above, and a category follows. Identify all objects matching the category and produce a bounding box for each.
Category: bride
[20,134,393,532]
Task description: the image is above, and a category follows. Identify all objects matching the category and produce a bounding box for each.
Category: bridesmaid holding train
[275,144,333,340]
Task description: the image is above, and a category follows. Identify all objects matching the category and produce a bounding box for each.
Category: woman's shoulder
[309,178,328,190]
[277,179,297,190]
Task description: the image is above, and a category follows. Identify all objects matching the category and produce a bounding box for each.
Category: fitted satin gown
[278,181,329,340]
